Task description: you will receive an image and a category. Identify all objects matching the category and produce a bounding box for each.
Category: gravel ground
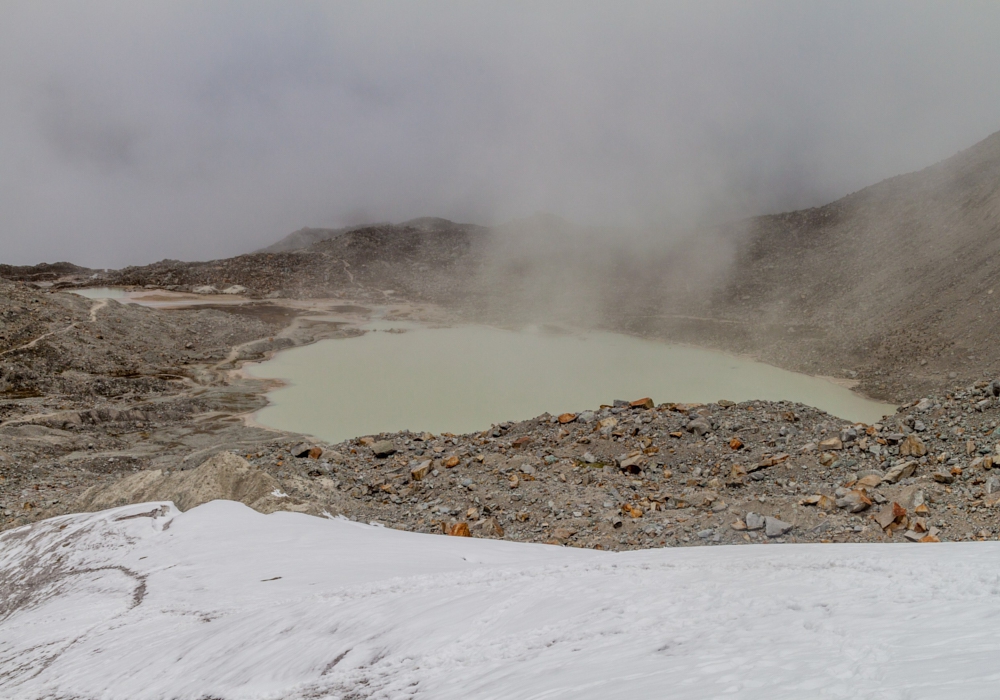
[13,375,1000,550]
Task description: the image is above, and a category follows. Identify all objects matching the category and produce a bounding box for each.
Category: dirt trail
[0,322,78,357]
[88,298,109,322]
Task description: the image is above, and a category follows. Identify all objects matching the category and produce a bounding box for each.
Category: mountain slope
[706,129,1000,395]
[255,226,347,253]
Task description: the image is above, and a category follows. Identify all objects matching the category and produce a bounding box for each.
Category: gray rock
[765,517,793,538]
[745,512,766,531]
[811,520,832,534]
[696,528,714,539]
[685,418,712,436]
[577,411,596,423]
[882,461,917,483]
[291,443,321,459]
[835,490,872,513]
[371,440,397,458]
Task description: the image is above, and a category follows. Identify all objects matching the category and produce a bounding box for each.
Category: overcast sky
[1,1,999,267]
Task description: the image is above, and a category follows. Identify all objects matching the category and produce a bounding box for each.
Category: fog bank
[1,1,999,266]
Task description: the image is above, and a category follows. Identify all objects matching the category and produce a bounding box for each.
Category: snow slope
[3,501,1000,699]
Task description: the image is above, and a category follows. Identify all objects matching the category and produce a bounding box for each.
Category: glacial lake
[246,324,896,443]
[69,287,249,308]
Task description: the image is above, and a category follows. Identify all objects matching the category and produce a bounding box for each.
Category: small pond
[69,287,127,299]
[68,287,248,308]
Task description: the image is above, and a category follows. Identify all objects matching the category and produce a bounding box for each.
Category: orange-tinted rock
[447,522,471,537]
[900,435,927,457]
[410,460,432,481]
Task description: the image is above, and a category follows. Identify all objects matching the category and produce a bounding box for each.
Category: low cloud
[1,1,998,266]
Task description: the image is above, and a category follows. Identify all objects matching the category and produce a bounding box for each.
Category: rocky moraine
[4,271,1000,551]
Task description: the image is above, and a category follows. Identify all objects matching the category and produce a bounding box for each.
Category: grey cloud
[0,1,998,266]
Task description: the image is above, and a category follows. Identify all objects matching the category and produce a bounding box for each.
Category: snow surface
[3,501,1000,699]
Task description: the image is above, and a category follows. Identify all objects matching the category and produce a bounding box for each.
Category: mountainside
[255,226,347,253]
[706,129,1000,395]
[89,218,487,303]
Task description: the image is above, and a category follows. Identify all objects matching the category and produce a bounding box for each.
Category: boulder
[899,435,927,457]
[818,437,843,451]
[882,461,917,483]
[685,418,712,436]
[371,440,396,458]
[75,452,280,513]
[765,517,793,538]
[835,490,872,513]
[745,512,766,531]
[473,517,504,537]
[856,474,882,489]
[292,444,323,459]
[618,454,645,474]
[875,502,907,530]
[410,460,432,481]
[447,522,471,537]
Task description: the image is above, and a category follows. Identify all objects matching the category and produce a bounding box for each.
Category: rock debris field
[224,386,1000,548]
[57,387,1000,550]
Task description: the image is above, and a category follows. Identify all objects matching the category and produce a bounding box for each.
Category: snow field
[2,500,1000,699]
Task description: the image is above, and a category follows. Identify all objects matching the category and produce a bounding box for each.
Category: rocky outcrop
[74,451,299,514]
